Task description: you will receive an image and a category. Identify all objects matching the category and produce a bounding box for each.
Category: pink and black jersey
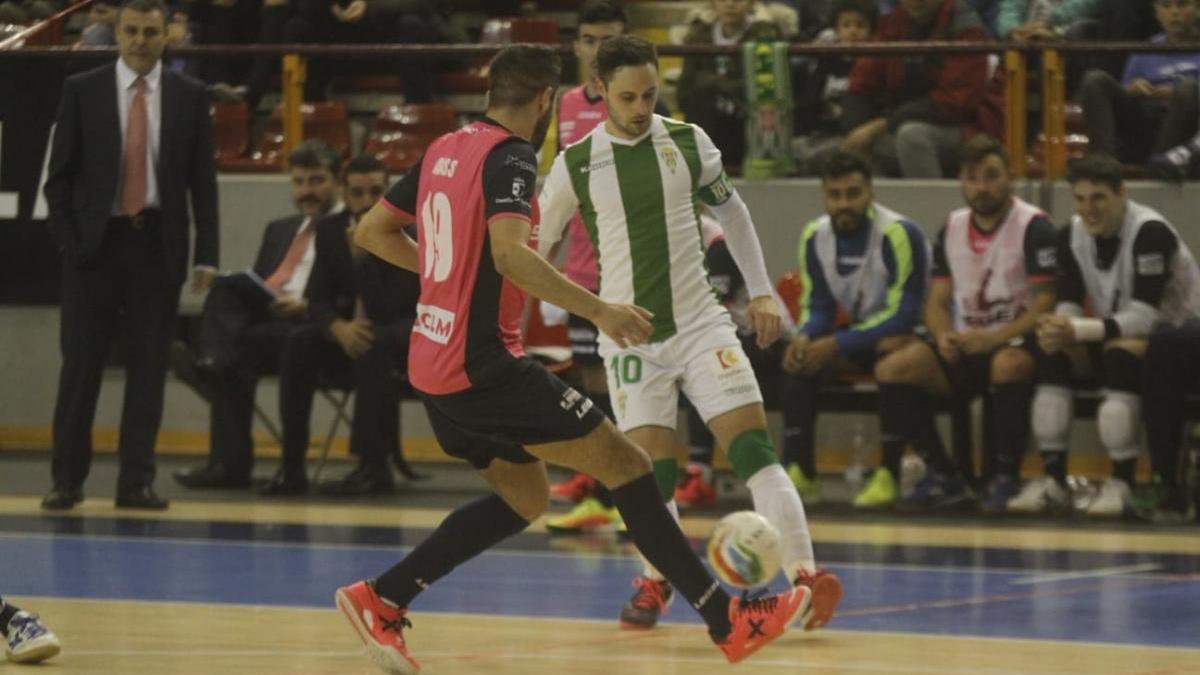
[381,118,540,395]
[933,196,1057,331]
[556,85,608,291]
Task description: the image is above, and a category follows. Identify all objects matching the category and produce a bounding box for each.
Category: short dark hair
[596,34,658,84]
[830,0,878,30]
[488,44,562,107]
[288,139,341,175]
[579,0,626,27]
[959,134,1009,169]
[343,154,388,180]
[1067,153,1124,190]
[818,148,872,183]
[118,0,166,21]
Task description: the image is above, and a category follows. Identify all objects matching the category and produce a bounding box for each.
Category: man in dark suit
[42,0,219,511]
[173,140,343,490]
[263,155,421,496]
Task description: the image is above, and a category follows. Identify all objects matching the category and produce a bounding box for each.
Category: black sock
[1042,452,1067,485]
[610,473,731,640]
[594,482,614,508]
[991,382,1033,480]
[1113,458,1137,485]
[374,494,529,607]
[0,599,16,637]
[877,384,907,479]
[881,383,955,477]
[780,374,818,477]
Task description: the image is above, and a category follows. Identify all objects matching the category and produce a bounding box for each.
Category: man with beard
[260,155,422,496]
[1030,153,1200,517]
[538,36,842,633]
[872,134,1057,512]
[339,44,810,672]
[783,149,929,509]
[174,140,344,490]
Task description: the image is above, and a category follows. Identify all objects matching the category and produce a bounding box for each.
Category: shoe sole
[7,640,61,664]
[801,574,843,631]
[335,588,420,675]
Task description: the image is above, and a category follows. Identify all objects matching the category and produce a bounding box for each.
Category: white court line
[1010,563,1164,585]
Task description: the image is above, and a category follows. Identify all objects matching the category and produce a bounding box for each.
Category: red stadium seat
[219,101,351,172]
[211,102,251,170]
[775,272,802,323]
[365,103,460,172]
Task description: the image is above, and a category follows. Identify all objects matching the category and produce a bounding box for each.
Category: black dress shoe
[115,486,169,510]
[318,465,395,496]
[173,464,252,489]
[258,471,309,496]
[41,485,83,510]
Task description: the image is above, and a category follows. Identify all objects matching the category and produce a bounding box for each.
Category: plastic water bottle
[843,420,867,492]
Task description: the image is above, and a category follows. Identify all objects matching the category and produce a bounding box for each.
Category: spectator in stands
[996,0,1099,41]
[173,140,343,491]
[871,136,1057,511]
[676,0,791,170]
[199,0,294,107]
[882,0,1002,36]
[1031,154,1200,518]
[264,156,422,496]
[43,0,218,511]
[841,0,994,178]
[783,149,929,508]
[285,0,443,103]
[792,0,877,174]
[79,0,118,45]
[1078,0,1200,167]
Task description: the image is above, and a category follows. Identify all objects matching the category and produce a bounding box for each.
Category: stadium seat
[775,272,802,322]
[219,101,350,172]
[211,102,251,171]
[365,102,460,172]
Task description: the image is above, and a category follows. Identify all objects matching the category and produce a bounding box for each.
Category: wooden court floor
[1,488,1199,674]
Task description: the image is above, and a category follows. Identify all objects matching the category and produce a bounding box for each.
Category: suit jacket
[44,60,219,284]
[307,211,420,331]
[251,214,307,281]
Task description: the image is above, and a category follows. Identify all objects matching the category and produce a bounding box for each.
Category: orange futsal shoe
[618,576,673,629]
[549,471,597,504]
[335,581,420,675]
[718,585,811,664]
[793,567,843,631]
[674,465,717,509]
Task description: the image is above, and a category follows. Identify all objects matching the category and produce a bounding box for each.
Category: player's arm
[837,220,928,354]
[988,216,1058,344]
[796,223,837,339]
[534,153,579,259]
[692,124,781,346]
[353,157,422,273]
[924,225,956,341]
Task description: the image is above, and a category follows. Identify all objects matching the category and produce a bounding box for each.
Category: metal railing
[6,37,1198,177]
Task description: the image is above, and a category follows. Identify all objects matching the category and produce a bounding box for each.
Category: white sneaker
[5,611,61,664]
[1086,478,1132,518]
[1007,476,1071,514]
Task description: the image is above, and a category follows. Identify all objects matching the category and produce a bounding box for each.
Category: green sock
[651,458,679,501]
[727,428,779,481]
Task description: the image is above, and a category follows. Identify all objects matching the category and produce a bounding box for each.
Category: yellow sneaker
[786,463,822,504]
[853,468,898,509]
[545,498,622,534]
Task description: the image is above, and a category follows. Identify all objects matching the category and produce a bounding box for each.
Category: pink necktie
[264,221,315,292]
[120,77,148,217]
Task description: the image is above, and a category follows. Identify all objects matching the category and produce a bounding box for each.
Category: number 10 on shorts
[610,354,642,386]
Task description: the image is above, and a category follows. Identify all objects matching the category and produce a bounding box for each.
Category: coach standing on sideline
[42,0,219,511]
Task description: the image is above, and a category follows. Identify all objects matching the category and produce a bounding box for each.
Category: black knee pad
[1103,348,1142,393]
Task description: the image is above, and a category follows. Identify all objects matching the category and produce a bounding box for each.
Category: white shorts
[600,314,763,432]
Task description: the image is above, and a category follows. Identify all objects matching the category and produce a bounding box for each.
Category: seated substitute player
[337,44,810,674]
[872,135,1058,512]
[1136,319,1200,521]
[538,35,842,633]
[1031,153,1200,517]
[0,595,59,664]
[783,149,930,509]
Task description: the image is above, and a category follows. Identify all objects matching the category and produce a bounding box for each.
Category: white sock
[640,499,679,581]
[747,463,816,580]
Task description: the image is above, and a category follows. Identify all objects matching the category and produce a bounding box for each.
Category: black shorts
[419,356,607,470]
[567,313,601,365]
[927,334,1041,399]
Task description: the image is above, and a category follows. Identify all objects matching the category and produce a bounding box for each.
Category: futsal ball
[706,511,782,589]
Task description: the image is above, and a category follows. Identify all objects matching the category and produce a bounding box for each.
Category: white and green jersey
[538,114,734,345]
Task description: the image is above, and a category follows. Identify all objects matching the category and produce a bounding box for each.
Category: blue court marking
[2,533,1198,649]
